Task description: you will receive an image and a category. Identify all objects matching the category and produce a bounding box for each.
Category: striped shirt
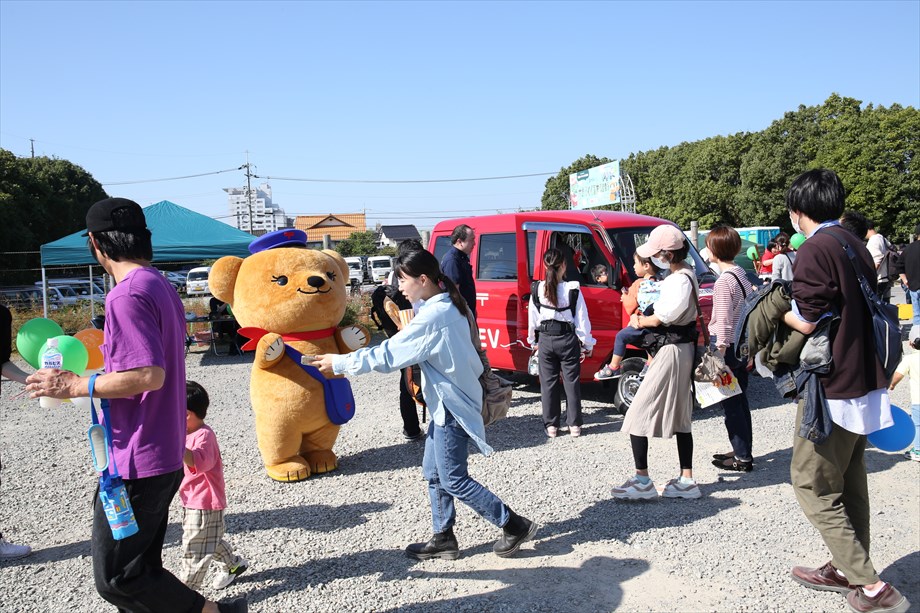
[708,265,753,348]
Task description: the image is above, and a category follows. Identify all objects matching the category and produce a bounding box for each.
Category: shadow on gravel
[882,550,920,608]
[535,496,742,557]
[706,445,912,495]
[227,502,391,533]
[379,555,649,613]
[238,546,423,604]
[0,539,91,567]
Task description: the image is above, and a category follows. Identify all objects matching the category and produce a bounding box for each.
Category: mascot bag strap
[284,345,356,425]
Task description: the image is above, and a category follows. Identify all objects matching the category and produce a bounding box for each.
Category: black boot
[405,528,460,560]
[493,508,537,558]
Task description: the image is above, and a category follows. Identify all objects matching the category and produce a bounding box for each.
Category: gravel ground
[1,337,918,612]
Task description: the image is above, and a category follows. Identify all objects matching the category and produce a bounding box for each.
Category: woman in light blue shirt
[313,249,537,560]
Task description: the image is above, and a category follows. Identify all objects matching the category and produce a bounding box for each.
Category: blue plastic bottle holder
[88,374,139,540]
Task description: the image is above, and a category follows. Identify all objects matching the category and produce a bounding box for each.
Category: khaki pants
[790,400,878,585]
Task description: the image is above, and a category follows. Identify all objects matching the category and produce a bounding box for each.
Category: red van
[429,210,715,414]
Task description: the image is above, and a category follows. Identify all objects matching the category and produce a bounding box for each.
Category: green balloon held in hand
[16,317,65,369]
[38,335,89,375]
[746,246,760,261]
[790,233,807,250]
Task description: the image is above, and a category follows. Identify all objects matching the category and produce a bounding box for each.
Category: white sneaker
[611,476,658,500]
[0,538,32,560]
[906,449,920,462]
[662,478,702,499]
[545,426,558,438]
[569,426,582,437]
[212,557,248,589]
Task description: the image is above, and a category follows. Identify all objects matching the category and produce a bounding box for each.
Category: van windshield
[348,262,361,271]
[188,271,209,282]
[371,260,390,270]
[606,227,715,284]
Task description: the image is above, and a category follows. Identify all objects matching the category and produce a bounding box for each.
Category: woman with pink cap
[611,224,702,500]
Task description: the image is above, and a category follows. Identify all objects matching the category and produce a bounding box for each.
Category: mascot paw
[266,458,311,482]
[337,325,370,351]
[256,333,286,368]
[303,450,339,474]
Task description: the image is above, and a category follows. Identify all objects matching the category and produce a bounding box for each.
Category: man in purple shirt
[27,198,245,613]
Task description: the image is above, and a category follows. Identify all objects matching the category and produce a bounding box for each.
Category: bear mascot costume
[209,229,369,482]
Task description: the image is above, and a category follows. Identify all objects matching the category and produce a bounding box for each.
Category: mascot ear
[209,256,243,303]
[322,250,350,283]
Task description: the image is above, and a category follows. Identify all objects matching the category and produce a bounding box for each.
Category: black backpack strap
[530,280,540,308]
[724,270,747,299]
[567,287,580,317]
[817,228,877,296]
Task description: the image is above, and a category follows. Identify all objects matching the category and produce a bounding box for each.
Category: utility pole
[30,139,35,158]
[240,151,255,233]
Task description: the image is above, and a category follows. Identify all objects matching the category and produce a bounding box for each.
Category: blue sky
[1,1,918,231]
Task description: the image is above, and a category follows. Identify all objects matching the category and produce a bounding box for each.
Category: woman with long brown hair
[527,247,595,438]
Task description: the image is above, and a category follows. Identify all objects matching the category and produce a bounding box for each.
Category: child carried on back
[593,253,663,380]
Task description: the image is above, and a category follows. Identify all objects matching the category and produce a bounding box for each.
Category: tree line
[541,94,919,242]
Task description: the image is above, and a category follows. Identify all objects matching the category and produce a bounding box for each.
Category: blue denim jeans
[422,410,509,533]
[613,325,646,358]
[910,289,920,328]
[911,404,920,452]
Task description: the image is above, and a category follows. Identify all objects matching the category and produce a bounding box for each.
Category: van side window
[477,233,517,281]
[550,231,607,287]
[526,231,536,280]
[433,236,451,262]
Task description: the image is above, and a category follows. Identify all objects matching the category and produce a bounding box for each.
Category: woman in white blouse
[612,225,702,500]
[527,248,595,438]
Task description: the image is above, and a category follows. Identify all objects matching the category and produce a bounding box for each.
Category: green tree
[0,148,107,281]
[334,230,380,257]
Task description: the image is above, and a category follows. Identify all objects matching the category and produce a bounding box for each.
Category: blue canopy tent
[38,200,254,316]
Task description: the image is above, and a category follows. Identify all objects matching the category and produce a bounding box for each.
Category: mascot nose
[306,275,326,288]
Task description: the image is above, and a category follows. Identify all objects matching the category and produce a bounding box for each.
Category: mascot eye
[272,275,288,286]
[326,271,337,281]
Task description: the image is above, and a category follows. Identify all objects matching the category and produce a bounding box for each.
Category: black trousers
[93,469,204,613]
[538,332,583,428]
[399,367,422,436]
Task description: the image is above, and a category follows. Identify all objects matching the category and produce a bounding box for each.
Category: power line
[102,167,242,186]
[253,171,555,184]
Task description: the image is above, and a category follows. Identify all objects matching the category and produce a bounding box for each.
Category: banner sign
[569,160,621,210]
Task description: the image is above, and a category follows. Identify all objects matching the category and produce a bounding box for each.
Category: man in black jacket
[896,223,920,333]
[440,224,477,316]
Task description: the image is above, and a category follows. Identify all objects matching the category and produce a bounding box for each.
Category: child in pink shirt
[179,381,248,590]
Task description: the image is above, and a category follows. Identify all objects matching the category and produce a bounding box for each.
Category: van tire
[613,357,646,416]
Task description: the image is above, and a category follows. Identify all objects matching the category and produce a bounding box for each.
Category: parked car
[429,210,716,414]
[186,266,212,296]
[1,286,60,310]
[367,256,393,284]
[159,270,187,292]
[36,279,106,303]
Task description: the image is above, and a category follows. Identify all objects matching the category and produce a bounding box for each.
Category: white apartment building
[224,182,289,234]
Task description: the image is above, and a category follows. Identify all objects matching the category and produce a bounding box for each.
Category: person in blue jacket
[313,248,537,560]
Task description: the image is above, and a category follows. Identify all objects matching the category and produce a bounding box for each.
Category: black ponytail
[394,249,470,317]
[542,248,565,307]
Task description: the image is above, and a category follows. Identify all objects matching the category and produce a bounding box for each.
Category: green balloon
[746,246,759,261]
[16,317,65,369]
[790,233,807,250]
[37,335,89,374]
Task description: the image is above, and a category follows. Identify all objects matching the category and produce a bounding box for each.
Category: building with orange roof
[293,213,367,247]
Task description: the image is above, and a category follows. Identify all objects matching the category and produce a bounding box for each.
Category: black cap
[83,198,148,236]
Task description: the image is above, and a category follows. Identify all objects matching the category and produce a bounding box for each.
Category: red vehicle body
[429,210,715,413]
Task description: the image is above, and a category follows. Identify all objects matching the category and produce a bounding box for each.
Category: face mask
[651,256,669,269]
[790,213,802,234]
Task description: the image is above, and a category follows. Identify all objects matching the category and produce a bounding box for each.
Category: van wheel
[613,357,646,416]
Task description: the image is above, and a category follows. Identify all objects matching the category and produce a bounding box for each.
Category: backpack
[530,281,580,317]
[465,310,512,426]
[880,248,900,283]
[370,283,411,338]
[820,229,902,382]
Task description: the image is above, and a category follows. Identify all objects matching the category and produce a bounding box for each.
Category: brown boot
[846,584,910,613]
[790,561,854,593]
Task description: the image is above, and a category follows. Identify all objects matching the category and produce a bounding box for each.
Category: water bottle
[39,338,63,409]
[99,476,139,540]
